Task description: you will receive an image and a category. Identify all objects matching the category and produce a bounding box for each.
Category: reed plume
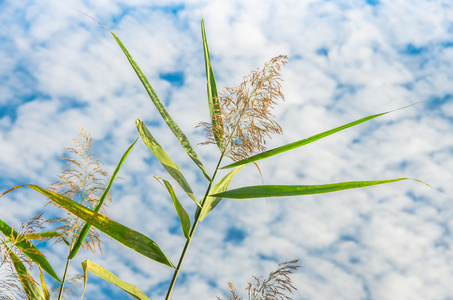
[45,129,110,254]
[199,55,287,161]
[219,259,300,300]
[50,274,83,300]
[0,217,38,300]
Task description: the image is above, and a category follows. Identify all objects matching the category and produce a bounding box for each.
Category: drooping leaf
[212,179,409,199]
[38,267,51,300]
[222,104,417,169]
[201,19,223,152]
[0,219,60,282]
[199,165,246,221]
[23,231,71,247]
[68,138,138,260]
[81,260,150,300]
[23,231,60,241]
[5,243,45,300]
[107,28,211,182]
[154,177,191,239]
[136,119,199,206]
[0,185,174,268]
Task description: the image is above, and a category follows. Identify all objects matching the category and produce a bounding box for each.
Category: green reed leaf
[222,104,417,169]
[212,178,409,198]
[38,267,51,300]
[1,185,174,268]
[81,259,150,300]
[68,138,138,260]
[23,231,59,241]
[0,219,60,282]
[199,165,246,221]
[107,29,211,182]
[154,177,191,240]
[201,19,224,152]
[95,137,139,213]
[136,119,199,206]
[5,243,45,300]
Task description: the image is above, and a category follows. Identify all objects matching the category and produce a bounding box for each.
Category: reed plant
[218,259,301,300]
[0,17,428,299]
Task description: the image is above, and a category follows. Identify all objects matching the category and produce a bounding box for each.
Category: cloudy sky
[1,0,453,299]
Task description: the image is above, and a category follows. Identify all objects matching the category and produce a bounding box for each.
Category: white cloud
[1,0,453,299]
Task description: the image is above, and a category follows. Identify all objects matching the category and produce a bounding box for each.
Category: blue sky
[1,1,453,299]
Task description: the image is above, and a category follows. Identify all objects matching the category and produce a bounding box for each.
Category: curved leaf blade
[136,119,199,206]
[1,185,174,268]
[154,177,191,239]
[222,104,417,169]
[95,137,139,213]
[211,178,409,199]
[199,165,246,221]
[5,244,45,300]
[201,19,223,151]
[81,260,150,300]
[0,219,60,282]
[108,29,211,182]
[38,267,51,300]
[23,231,59,241]
[68,138,138,260]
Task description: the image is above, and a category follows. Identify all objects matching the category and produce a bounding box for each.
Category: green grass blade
[5,244,45,300]
[38,267,51,300]
[23,231,59,240]
[201,19,224,152]
[199,165,246,221]
[81,260,150,300]
[108,29,211,182]
[0,219,60,282]
[95,137,139,212]
[1,185,174,268]
[154,177,191,240]
[136,119,199,206]
[212,178,409,198]
[68,138,138,260]
[222,104,417,169]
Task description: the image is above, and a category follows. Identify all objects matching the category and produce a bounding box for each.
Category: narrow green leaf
[23,231,59,241]
[136,119,199,206]
[154,177,191,239]
[222,104,418,169]
[81,260,150,300]
[68,138,138,260]
[5,244,45,300]
[107,28,211,182]
[1,185,174,268]
[201,19,224,151]
[38,267,51,300]
[212,179,409,199]
[96,137,139,213]
[199,165,246,221]
[0,219,60,282]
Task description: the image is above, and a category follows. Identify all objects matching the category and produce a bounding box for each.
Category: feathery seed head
[199,55,288,161]
[219,259,300,300]
[45,129,110,254]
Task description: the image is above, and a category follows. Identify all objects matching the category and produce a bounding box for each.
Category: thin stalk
[57,229,77,300]
[165,154,226,300]
[164,219,198,300]
[57,258,70,300]
[165,96,252,299]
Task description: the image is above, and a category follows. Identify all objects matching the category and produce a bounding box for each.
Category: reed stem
[165,153,226,300]
[57,258,70,300]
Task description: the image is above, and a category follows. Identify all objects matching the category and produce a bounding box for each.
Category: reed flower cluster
[0,215,46,300]
[46,129,110,254]
[199,55,287,161]
[220,259,300,300]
